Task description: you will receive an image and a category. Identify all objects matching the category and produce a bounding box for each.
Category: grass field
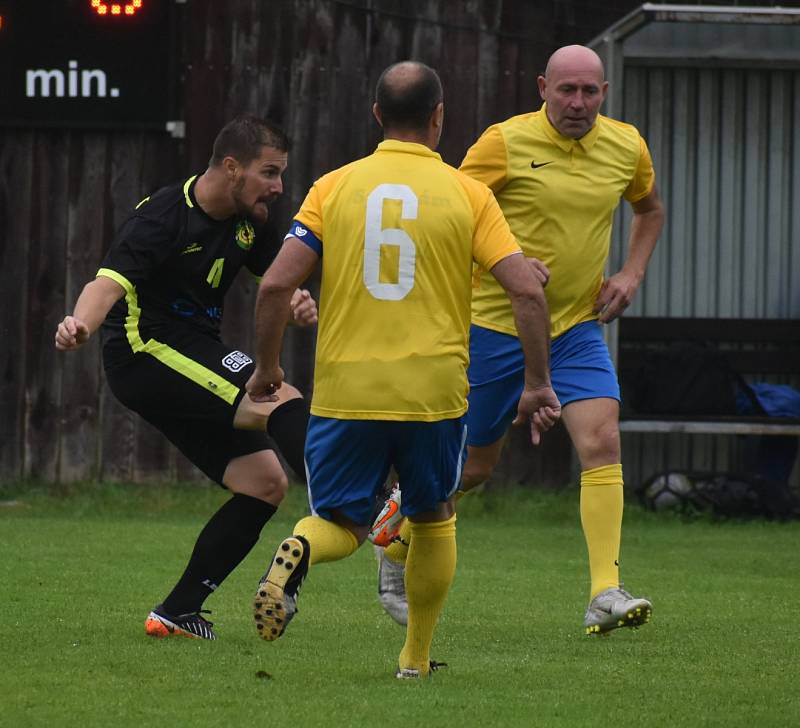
[1,481,798,728]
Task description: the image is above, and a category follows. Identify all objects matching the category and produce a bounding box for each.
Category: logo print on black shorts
[222,350,253,372]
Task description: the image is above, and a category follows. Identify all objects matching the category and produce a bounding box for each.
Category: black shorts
[104,334,273,485]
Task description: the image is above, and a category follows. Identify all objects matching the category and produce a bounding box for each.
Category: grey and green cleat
[583,586,652,635]
[254,535,309,641]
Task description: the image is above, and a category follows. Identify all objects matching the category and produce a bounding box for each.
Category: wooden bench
[616,317,800,436]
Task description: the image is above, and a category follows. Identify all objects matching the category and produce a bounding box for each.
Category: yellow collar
[539,103,601,153]
[376,139,442,160]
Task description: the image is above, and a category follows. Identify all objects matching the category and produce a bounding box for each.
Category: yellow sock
[293,515,358,566]
[580,464,623,598]
[385,489,467,565]
[384,519,411,563]
[398,515,457,675]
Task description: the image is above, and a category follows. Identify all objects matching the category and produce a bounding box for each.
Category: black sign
[0,0,175,130]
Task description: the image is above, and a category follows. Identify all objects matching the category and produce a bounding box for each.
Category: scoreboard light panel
[0,0,175,130]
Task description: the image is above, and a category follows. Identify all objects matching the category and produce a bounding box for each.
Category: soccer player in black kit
[55,116,316,640]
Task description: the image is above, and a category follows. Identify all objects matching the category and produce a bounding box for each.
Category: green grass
[1,481,798,727]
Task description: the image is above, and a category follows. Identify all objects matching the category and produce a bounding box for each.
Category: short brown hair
[209,115,290,166]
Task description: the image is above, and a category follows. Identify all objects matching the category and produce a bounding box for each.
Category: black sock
[267,397,310,482]
[161,494,277,616]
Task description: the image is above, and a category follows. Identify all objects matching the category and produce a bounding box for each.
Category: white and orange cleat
[368,483,404,548]
[145,605,217,640]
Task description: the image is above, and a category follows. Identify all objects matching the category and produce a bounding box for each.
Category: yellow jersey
[461,105,655,339]
[293,139,521,421]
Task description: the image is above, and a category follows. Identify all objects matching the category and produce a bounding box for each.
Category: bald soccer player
[247,61,559,677]
[375,45,665,636]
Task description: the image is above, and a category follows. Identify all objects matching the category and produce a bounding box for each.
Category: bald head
[545,45,605,83]
[375,61,443,135]
[538,45,608,139]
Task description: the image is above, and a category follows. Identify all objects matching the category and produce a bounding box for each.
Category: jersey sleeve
[459,125,509,193]
[290,169,348,254]
[470,184,522,271]
[623,135,656,203]
[293,182,325,240]
[97,216,176,288]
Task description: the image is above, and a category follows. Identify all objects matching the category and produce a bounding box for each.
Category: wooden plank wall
[0,0,645,486]
[0,132,180,484]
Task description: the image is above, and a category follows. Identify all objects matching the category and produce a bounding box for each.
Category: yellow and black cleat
[254,535,309,641]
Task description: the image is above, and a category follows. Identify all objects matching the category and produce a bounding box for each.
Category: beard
[232,180,273,223]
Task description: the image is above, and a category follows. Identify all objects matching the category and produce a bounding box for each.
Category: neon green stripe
[183,175,197,208]
[135,195,150,209]
[97,267,133,294]
[103,267,239,404]
[141,340,240,404]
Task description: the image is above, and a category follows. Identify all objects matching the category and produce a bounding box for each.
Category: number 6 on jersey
[363,184,417,301]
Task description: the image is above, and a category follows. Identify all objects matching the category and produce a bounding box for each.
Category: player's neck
[194,170,237,221]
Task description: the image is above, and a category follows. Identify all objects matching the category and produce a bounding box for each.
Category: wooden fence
[1,0,651,485]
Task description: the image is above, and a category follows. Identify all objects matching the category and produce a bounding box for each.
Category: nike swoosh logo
[530,161,553,169]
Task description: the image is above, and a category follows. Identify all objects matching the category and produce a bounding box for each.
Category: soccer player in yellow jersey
[375,45,665,635]
[246,61,561,677]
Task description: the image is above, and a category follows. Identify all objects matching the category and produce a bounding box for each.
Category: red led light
[91,1,144,16]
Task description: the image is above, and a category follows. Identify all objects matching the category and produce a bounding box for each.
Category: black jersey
[99,175,277,368]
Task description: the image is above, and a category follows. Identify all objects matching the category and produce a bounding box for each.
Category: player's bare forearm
[511,292,551,390]
[55,276,125,351]
[252,237,318,378]
[595,187,665,323]
[509,291,560,446]
[490,253,551,389]
[623,185,665,281]
[253,281,293,375]
[74,277,126,333]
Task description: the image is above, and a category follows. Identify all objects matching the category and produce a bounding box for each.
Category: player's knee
[252,468,289,503]
[579,424,621,466]
[462,457,495,490]
[231,466,288,505]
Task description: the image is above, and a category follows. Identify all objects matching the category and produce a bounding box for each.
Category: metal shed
[589,5,800,487]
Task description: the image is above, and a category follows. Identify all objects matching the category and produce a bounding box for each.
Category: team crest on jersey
[235,221,255,250]
[222,350,253,372]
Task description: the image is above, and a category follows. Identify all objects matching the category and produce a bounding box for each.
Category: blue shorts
[466,320,619,447]
[304,415,468,525]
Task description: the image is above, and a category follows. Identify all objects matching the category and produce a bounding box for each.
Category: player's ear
[432,102,444,129]
[537,75,547,100]
[372,102,383,128]
[222,156,239,181]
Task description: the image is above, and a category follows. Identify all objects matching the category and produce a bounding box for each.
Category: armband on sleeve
[285,219,322,256]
